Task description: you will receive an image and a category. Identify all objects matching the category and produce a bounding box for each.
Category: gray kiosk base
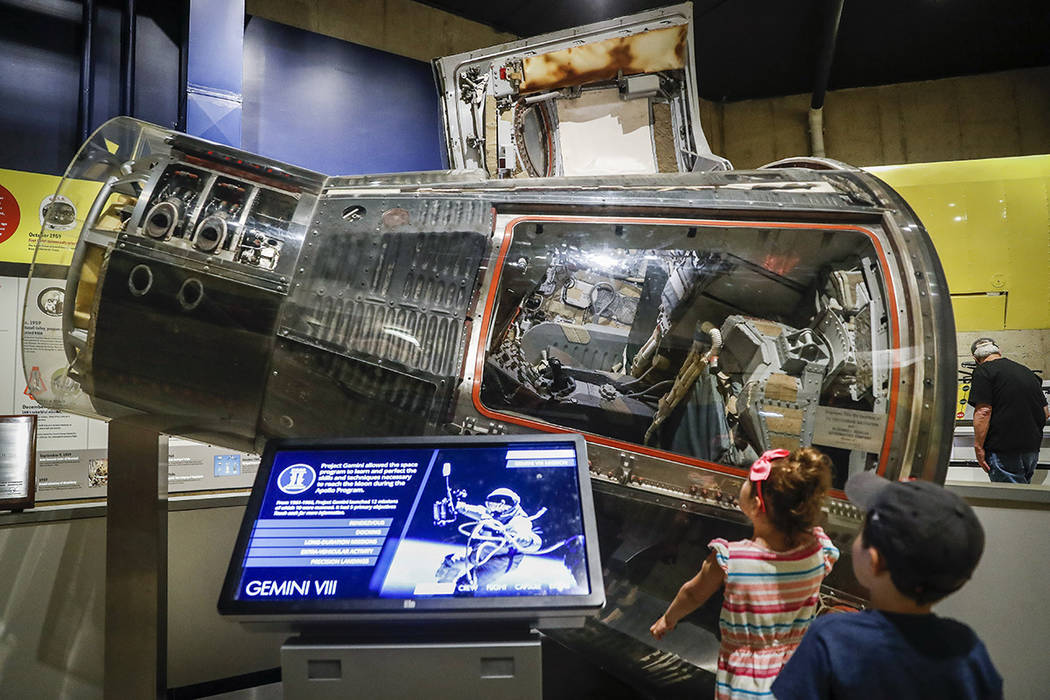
[281,635,542,700]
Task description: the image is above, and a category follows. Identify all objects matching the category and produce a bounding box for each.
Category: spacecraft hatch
[433,3,730,178]
[24,117,955,692]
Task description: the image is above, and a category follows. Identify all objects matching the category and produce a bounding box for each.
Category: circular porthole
[177,277,204,311]
[128,264,153,297]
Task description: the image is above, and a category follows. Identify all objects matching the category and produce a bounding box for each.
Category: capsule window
[479,219,896,487]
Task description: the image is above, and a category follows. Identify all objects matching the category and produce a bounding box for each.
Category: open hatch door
[433,3,729,178]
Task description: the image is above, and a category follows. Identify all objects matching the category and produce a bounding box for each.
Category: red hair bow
[750,448,791,511]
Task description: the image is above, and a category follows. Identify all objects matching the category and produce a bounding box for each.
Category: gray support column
[104,420,169,699]
[78,0,96,141]
[119,0,136,117]
[186,0,244,146]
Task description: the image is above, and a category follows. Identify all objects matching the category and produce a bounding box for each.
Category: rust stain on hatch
[521,25,687,92]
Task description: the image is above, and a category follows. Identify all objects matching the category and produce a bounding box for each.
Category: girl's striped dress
[709,527,839,700]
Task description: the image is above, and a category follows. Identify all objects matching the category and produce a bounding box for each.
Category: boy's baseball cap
[846,471,985,602]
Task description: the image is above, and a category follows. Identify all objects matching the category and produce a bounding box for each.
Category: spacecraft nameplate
[812,406,888,454]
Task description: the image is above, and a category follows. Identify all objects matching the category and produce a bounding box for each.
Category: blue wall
[186,0,243,147]
[0,1,81,175]
[0,1,182,176]
[242,17,445,176]
[0,5,445,178]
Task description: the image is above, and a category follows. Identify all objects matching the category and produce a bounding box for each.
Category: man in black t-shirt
[967,338,1048,484]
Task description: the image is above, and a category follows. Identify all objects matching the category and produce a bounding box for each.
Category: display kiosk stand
[217,433,602,699]
[280,629,542,700]
[98,426,545,700]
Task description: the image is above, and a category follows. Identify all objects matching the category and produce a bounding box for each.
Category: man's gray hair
[970,337,1001,359]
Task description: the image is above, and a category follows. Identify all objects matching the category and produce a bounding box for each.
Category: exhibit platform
[173,637,647,700]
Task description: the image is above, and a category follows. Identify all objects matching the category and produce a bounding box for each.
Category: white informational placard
[812,406,888,454]
[0,416,34,503]
[556,88,656,176]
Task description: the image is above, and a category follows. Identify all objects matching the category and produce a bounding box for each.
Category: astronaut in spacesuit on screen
[434,479,547,591]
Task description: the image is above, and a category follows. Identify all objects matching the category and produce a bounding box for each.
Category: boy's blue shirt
[771,609,1002,700]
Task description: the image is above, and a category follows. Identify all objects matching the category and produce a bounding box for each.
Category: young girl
[650,447,839,700]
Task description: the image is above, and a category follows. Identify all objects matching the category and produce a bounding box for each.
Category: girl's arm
[650,550,726,640]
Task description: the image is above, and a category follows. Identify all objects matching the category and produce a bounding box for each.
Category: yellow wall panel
[950,294,1007,332]
[0,169,103,266]
[868,155,1050,330]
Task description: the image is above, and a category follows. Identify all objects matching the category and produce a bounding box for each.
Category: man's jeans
[987,451,1038,484]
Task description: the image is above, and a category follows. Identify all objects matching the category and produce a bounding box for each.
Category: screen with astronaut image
[219,435,600,619]
[380,446,588,598]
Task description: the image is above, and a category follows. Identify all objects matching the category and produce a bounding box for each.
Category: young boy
[771,472,1002,700]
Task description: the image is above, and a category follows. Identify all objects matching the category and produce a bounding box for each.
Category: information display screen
[218,434,604,622]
